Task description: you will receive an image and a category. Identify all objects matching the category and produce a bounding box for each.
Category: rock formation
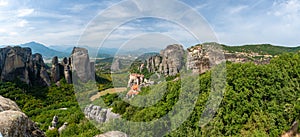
[94,131,128,137]
[0,46,51,86]
[51,56,61,83]
[58,122,68,134]
[51,115,59,128]
[186,45,211,74]
[127,73,144,87]
[84,104,120,124]
[71,47,94,83]
[111,58,121,72]
[146,44,185,76]
[32,53,51,86]
[0,95,45,137]
[49,47,95,84]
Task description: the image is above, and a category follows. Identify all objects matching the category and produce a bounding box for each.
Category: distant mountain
[49,45,119,58]
[0,42,68,59]
[49,45,161,58]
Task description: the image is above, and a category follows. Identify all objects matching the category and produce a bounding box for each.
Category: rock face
[111,58,121,72]
[146,44,185,76]
[0,46,51,86]
[94,131,128,137]
[186,45,211,74]
[32,53,51,86]
[127,73,144,87]
[71,47,94,83]
[51,56,61,83]
[84,104,120,124]
[50,47,94,84]
[50,56,72,84]
[0,96,45,137]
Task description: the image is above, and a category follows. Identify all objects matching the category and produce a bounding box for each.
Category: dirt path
[90,87,127,101]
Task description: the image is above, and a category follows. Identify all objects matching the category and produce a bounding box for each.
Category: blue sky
[0,0,299,48]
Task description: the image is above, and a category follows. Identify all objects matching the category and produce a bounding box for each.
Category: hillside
[218,43,300,55]
[98,52,300,136]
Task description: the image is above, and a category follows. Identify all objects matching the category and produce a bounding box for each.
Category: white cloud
[228,5,248,14]
[0,0,8,7]
[17,19,28,27]
[17,8,34,17]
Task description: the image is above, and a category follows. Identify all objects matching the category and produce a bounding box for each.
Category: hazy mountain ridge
[1,42,68,59]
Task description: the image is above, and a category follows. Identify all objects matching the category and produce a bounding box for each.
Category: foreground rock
[84,104,120,124]
[94,131,128,137]
[0,46,51,86]
[0,96,45,137]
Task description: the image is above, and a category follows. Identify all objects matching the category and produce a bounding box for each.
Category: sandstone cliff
[0,95,45,137]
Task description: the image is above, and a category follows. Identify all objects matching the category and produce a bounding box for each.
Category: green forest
[1,52,300,136]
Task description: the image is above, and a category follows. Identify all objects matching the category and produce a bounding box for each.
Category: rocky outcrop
[51,56,62,83]
[71,47,94,83]
[32,53,51,86]
[146,44,185,76]
[111,58,121,72]
[0,46,51,86]
[186,44,211,74]
[94,131,128,137]
[50,47,94,84]
[84,104,120,124]
[50,56,72,84]
[127,73,144,87]
[0,96,45,137]
[61,57,72,84]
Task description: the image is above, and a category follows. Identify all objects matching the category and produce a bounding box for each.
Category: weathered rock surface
[0,96,45,137]
[84,104,120,124]
[186,44,211,74]
[51,56,62,83]
[111,58,121,72]
[32,53,51,86]
[50,47,94,84]
[147,44,185,76]
[0,46,51,86]
[71,47,93,82]
[94,131,128,137]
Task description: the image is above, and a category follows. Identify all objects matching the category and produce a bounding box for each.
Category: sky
[0,0,300,48]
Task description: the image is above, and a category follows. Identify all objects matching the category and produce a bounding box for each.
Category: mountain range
[1,41,300,60]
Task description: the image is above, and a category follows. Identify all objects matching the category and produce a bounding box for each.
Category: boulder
[0,96,45,137]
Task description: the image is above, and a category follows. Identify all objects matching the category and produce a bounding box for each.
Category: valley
[0,42,300,136]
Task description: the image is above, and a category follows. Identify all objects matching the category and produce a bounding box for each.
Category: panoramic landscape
[1,0,300,137]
